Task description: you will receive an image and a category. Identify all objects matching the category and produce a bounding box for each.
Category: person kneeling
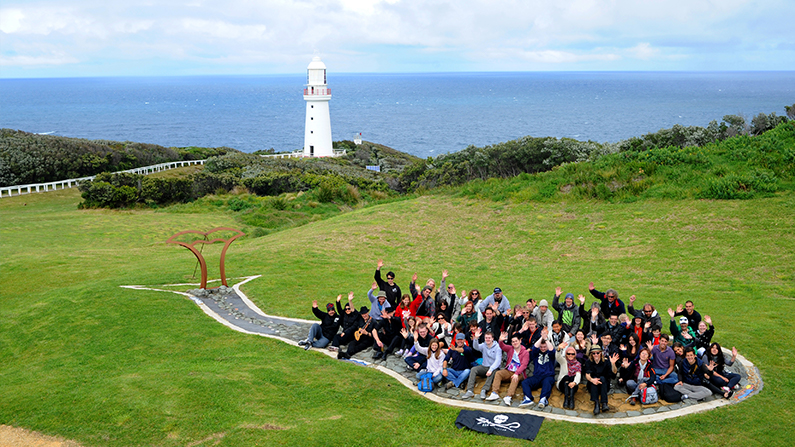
[519,328,557,409]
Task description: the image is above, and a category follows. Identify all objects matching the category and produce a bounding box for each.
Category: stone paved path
[126,276,764,424]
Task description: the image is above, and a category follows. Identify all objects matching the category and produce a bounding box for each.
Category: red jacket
[498,340,530,378]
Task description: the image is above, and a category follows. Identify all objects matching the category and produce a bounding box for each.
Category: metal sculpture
[166,227,245,289]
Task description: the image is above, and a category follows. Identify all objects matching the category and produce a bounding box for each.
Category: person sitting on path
[485,331,529,406]
[431,313,453,346]
[462,328,502,399]
[413,331,447,385]
[404,322,433,371]
[556,345,582,410]
[336,306,373,359]
[675,301,702,328]
[299,299,341,350]
[478,288,511,319]
[649,334,679,385]
[701,342,742,393]
[619,347,656,405]
[443,333,473,390]
[628,295,662,331]
[552,288,581,338]
[329,292,360,352]
[585,346,619,415]
[374,259,402,308]
[372,308,402,361]
[519,328,557,409]
[588,282,626,317]
[675,346,726,401]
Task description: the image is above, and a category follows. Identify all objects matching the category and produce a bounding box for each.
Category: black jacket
[375,269,402,308]
[312,307,342,340]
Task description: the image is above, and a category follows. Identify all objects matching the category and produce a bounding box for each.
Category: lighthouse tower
[303,56,333,157]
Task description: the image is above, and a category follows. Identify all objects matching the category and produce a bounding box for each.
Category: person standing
[374,259,401,308]
[588,282,626,317]
[552,288,581,338]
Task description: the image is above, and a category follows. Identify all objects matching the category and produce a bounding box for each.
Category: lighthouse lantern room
[303,56,333,157]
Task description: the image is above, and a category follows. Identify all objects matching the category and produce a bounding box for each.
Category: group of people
[298,261,742,414]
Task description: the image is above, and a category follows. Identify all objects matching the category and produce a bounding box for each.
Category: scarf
[567,356,582,375]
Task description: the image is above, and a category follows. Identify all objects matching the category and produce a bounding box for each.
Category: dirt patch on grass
[239,423,287,430]
[0,425,82,447]
[186,432,226,447]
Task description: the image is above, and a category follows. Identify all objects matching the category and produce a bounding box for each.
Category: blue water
[1,72,793,158]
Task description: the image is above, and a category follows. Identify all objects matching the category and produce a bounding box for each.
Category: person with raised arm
[412,331,447,385]
[462,328,502,399]
[579,294,606,337]
[329,292,361,352]
[518,327,557,409]
[299,299,341,350]
[552,288,581,338]
[701,342,742,393]
[374,259,401,308]
[335,306,373,360]
[477,306,503,344]
[693,315,715,356]
[674,301,702,328]
[456,300,478,330]
[585,346,619,415]
[485,331,529,406]
[619,347,656,405]
[409,273,436,323]
[588,282,626,317]
[675,346,725,401]
[668,307,697,347]
[627,294,662,331]
[367,282,392,322]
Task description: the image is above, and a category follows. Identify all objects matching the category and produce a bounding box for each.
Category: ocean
[1,72,793,158]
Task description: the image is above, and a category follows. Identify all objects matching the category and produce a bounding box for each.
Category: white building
[303,56,333,157]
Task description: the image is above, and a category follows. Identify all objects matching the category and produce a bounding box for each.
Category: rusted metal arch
[166,227,245,289]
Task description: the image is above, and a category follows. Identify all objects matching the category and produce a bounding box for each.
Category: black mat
[455,409,544,441]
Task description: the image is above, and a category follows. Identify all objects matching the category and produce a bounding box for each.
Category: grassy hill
[1,162,793,446]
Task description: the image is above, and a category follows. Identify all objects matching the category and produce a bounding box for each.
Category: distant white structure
[354,132,362,145]
[303,56,333,157]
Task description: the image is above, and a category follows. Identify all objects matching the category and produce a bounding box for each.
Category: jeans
[446,368,471,387]
[521,374,555,401]
[654,368,678,384]
[587,376,610,402]
[307,323,330,348]
[710,371,741,389]
[405,353,427,371]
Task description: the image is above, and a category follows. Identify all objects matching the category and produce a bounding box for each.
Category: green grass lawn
[1,185,794,446]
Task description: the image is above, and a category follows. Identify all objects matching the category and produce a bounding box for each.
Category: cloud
[0,0,792,76]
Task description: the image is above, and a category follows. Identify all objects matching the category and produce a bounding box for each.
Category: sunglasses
[566,353,576,356]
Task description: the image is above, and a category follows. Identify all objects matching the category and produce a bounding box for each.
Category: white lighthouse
[303,56,333,157]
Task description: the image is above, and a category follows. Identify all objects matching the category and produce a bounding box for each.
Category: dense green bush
[140,177,193,204]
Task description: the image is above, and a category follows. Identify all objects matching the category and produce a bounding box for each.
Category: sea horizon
[2,71,793,158]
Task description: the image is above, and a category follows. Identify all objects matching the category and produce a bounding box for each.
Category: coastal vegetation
[0,129,231,187]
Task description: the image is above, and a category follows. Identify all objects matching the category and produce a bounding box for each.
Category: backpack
[658,382,683,403]
[640,385,658,404]
[418,372,434,393]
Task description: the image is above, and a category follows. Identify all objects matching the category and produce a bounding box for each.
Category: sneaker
[394,349,404,357]
[537,397,548,409]
[327,346,338,352]
[445,381,454,390]
[480,389,488,399]
[518,397,534,407]
[303,343,311,351]
[462,390,474,399]
[297,339,308,346]
[722,386,730,393]
[485,392,500,401]
[681,394,689,400]
[503,396,512,406]
[733,384,741,390]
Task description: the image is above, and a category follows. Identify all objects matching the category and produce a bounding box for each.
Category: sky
[0,0,793,78]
